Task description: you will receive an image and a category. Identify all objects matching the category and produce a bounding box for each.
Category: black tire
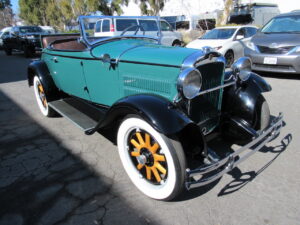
[254,95,270,131]
[225,50,234,68]
[172,40,181,47]
[33,76,57,117]
[24,46,34,58]
[117,116,186,200]
[4,46,12,56]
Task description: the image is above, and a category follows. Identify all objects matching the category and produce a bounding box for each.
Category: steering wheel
[120,25,146,36]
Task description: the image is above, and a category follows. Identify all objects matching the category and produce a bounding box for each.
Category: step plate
[49,99,98,131]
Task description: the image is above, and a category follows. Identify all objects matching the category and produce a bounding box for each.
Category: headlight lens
[231,57,252,81]
[247,41,257,52]
[177,68,202,99]
[214,46,222,50]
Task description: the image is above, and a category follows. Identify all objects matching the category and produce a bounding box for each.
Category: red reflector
[110,24,115,32]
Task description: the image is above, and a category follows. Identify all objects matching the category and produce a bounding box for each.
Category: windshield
[201,28,236,39]
[80,16,161,46]
[19,26,43,33]
[261,15,300,33]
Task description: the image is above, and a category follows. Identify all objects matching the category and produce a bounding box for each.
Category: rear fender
[27,60,59,101]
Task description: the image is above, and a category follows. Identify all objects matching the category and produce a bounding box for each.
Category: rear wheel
[4,46,12,56]
[117,117,186,200]
[172,40,181,47]
[24,46,34,58]
[33,76,56,117]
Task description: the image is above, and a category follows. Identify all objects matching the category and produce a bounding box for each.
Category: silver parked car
[245,11,300,74]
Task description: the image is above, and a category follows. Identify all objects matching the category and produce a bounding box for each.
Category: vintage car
[3,26,45,57]
[27,16,283,200]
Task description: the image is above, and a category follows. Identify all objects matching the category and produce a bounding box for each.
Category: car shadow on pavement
[0,90,155,225]
[176,117,291,202]
[218,133,292,196]
[0,51,39,84]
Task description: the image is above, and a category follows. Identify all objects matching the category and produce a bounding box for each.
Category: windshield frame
[200,28,237,40]
[261,15,300,34]
[79,15,162,47]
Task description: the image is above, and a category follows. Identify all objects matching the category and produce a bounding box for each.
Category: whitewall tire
[117,117,186,200]
[33,76,56,117]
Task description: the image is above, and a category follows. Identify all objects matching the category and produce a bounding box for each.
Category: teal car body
[42,39,198,105]
[27,16,283,200]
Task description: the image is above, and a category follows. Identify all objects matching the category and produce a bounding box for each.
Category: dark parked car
[27,16,283,200]
[3,26,45,57]
[245,11,300,74]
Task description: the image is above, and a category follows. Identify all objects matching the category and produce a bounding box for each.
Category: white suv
[94,17,182,46]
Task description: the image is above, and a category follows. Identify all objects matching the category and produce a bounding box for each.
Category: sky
[11,0,19,14]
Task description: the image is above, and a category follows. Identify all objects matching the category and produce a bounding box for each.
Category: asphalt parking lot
[0,50,299,225]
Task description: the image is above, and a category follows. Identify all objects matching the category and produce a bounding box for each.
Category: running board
[48,98,105,132]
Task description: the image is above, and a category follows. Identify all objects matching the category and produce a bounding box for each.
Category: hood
[186,39,228,49]
[252,32,300,47]
[92,39,199,66]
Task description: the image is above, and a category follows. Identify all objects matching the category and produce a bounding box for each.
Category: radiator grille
[257,45,294,54]
[189,62,224,133]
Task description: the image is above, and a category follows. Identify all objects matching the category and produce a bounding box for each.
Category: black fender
[87,94,207,156]
[27,60,59,101]
[222,72,271,138]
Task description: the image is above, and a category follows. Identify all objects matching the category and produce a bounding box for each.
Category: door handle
[51,57,58,63]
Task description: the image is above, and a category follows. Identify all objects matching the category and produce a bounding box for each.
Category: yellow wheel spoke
[155,162,166,174]
[42,98,47,107]
[151,167,161,182]
[130,139,141,150]
[38,85,44,93]
[130,151,140,157]
[145,133,151,148]
[150,143,159,153]
[154,154,165,162]
[146,166,151,180]
[136,132,145,146]
[137,163,144,170]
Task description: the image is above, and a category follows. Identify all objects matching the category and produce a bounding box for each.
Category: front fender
[92,94,207,156]
[100,94,192,135]
[223,72,271,125]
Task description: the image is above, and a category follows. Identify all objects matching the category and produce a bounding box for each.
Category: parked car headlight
[177,68,202,99]
[27,35,35,39]
[247,42,257,52]
[214,46,222,50]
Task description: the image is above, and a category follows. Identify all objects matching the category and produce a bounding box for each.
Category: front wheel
[117,117,186,200]
[254,95,270,131]
[33,76,56,117]
[4,46,12,56]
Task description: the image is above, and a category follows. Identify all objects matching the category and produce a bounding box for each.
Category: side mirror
[236,35,244,40]
[100,53,111,63]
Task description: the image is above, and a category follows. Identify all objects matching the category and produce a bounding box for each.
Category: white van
[94,17,182,46]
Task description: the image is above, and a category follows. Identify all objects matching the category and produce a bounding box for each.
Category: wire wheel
[117,117,186,200]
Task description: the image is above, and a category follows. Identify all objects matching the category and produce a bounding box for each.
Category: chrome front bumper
[186,113,283,189]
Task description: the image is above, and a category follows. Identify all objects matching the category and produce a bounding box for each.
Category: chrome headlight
[177,68,202,99]
[231,57,252,81]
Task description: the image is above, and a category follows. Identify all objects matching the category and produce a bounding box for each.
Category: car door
[44,52,91,100]
[82,50,119,106]
[160,20,175,46]
[232,27,247,59]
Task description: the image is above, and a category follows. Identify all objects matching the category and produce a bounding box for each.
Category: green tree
[0,0,13,29]
[135,0,165,16]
